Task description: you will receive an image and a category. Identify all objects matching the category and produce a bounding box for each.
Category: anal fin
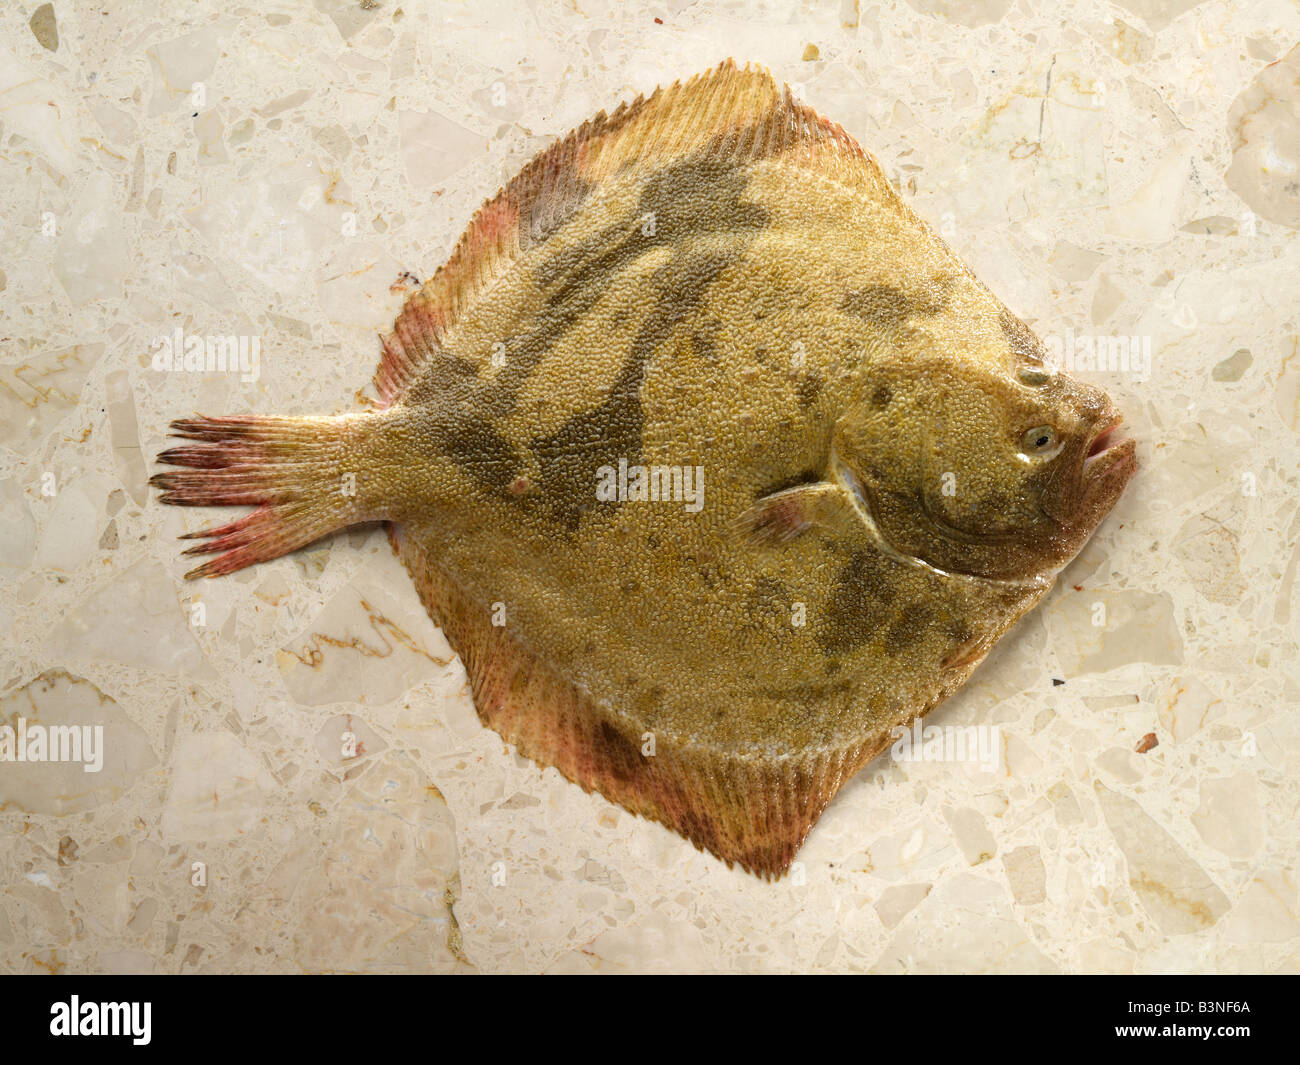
[391,527,885,878]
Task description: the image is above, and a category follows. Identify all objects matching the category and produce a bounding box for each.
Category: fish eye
[1018,366,1051,387]
[1022,425,1058,455]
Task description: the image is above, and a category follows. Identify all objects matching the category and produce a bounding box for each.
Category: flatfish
[153,61,1137,876]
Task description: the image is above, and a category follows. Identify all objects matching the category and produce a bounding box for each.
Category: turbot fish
[152,61,1136,877]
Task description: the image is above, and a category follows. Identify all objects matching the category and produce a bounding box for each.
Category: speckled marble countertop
[1,0,1297,974]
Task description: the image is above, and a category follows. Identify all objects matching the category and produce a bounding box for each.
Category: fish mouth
[1077,411,1137,519]
[1039,409,1135,530]
[1082,413,1135,478]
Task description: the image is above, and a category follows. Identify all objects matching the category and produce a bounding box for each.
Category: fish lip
[1080,428,1137,503]
[1082,412,1131,475]
[1085,412,1122,453]
[1043,412,1135,526]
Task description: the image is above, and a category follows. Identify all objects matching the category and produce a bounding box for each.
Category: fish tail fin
[150,412,387,579]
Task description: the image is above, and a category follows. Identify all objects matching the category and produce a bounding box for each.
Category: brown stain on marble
[0,348,96,409]
[443,878,470,966]
[1132,873,1219,929]
[29,951,66,975]
[282,598,451,669]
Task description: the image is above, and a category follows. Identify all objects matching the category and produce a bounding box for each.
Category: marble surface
[1,0,1298,974]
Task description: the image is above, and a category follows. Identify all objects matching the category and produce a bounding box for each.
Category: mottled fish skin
[375,81,1128,749]
[153,61,1136,876]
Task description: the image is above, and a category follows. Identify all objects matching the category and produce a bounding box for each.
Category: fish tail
[150,412,390,579]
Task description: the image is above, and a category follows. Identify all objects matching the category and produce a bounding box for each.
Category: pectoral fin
[941,629,998,671]
[735,482,860,545]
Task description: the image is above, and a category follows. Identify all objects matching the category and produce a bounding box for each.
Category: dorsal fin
[374,59,900,406]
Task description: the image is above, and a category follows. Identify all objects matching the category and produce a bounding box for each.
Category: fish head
[837,356,1137,581]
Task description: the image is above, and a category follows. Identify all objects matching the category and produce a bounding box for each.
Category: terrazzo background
[1,0,1298,973]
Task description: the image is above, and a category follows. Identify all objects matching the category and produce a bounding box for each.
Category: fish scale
[152,60,1136,877]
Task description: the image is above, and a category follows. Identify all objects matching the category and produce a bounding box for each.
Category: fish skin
[152,60,1136,876]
